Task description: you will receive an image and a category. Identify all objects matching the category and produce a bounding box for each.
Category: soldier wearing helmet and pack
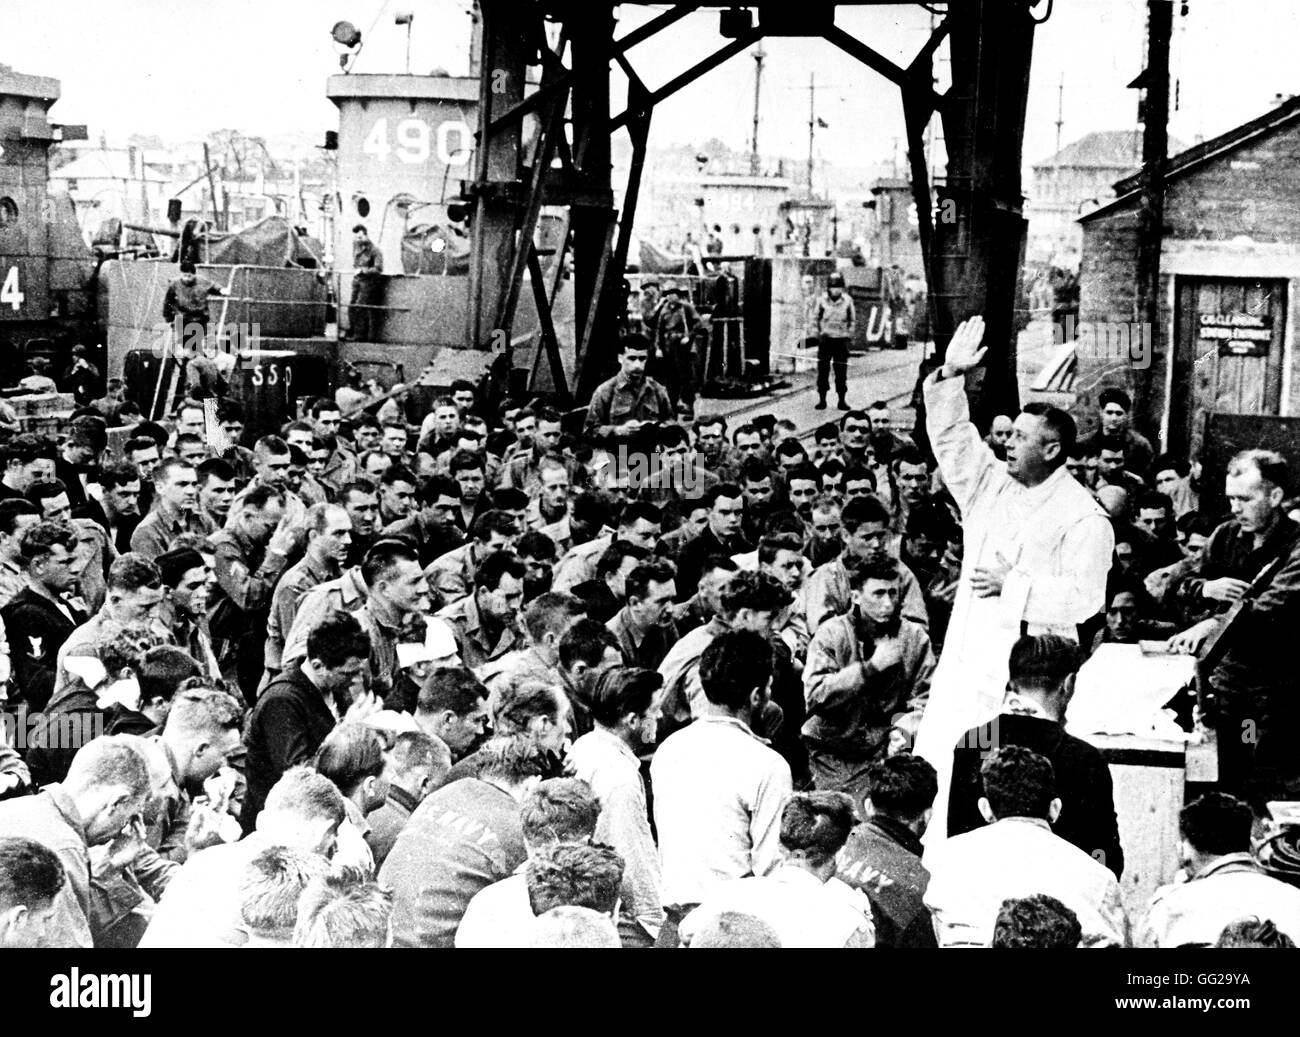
[651,281,699,418]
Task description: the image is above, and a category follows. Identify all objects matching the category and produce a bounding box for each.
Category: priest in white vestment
[911,317,1113,845]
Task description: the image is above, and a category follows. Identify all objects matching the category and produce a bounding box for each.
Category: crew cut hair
[65,736,151,798]
[263,765,347,827]
[522,592,587,644]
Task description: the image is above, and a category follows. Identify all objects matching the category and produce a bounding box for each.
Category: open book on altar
[1065,643,1196,741]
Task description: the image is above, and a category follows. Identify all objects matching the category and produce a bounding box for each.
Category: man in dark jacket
[947,634,1124,878]
[78,459,142,554]
[380,476,465,568]
[240,611,372,833]
[574,543,644,626]
[54,425,103,510]
[1166,449,1300,805]
[675,483,751,596]
[837,754,939,948]
[2,521,86,712]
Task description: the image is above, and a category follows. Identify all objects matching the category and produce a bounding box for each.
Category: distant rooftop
[1034,131,1138,168]
[1083,93,1300,223]
[1034,130,1147,171]
[50,152,170,183]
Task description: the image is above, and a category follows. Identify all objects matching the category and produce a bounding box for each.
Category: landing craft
[0,65,99,388]
[1,40,575,437]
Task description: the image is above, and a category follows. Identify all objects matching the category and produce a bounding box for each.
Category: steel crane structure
[465,1,1048,429]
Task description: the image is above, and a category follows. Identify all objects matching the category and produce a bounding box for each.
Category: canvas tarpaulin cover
[206,216,324,268]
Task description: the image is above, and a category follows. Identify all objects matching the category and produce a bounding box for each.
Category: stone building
[1075,96,1300,465]
[1027,130,1149,267]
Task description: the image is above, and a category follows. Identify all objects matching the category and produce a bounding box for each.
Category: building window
[0,197,17,228]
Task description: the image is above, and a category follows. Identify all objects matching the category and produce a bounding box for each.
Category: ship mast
[807,73,815,192]
[750,43,765,176]
[1055,73,1065,154]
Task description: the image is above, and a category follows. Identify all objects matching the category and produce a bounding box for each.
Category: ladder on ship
[148,267,238,420]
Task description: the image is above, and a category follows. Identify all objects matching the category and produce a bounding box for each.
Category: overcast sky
[4,0,1297,169]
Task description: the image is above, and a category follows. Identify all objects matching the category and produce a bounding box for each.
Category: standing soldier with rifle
[652,281,698,419]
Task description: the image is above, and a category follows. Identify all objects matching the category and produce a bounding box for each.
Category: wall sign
[1199,312,1273,357]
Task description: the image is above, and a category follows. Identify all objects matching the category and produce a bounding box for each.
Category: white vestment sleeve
[923,371,998,517]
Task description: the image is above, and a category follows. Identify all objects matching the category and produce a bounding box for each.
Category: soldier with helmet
[638,279,662,333]
[651,280,699,418]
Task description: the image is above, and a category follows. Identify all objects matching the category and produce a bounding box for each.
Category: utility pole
[137,148,150,224]
[468,0,482,78]
[926,7,938,190]
[807,72,816,194]
[1055,74,1065,154]
[1133,0,1172,436]
[750,43,765,176]
[202,142,221,230]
